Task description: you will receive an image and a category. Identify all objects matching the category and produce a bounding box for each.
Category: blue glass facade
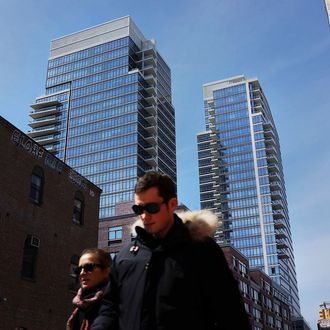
[197,76,300,316]
[28,17,176,219]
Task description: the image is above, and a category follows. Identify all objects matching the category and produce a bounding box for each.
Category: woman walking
[66,248,112,330]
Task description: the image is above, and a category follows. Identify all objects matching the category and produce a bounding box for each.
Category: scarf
[66,287,104,330]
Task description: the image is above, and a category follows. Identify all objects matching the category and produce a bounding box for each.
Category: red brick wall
[0,117,101,330]
[98,215,137,254]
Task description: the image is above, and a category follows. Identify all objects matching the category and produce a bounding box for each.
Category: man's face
[134,186,178,238]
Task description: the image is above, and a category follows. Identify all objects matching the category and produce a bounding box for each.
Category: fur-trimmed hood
[131,210,219,242]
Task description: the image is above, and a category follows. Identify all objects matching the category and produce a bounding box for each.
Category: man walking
[92,172,251,330]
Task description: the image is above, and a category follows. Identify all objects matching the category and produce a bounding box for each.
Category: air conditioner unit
[30,235,40,248]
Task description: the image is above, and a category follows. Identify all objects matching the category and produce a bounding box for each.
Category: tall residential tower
[28,17,176,218]
[197,75,300,315]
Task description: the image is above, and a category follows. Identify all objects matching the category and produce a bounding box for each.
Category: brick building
[0,116,101,330]
[98,201,135,258]
[222,244,292,330]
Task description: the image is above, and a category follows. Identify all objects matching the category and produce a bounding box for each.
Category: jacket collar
[132,210,218,242]
[135,214,190,251]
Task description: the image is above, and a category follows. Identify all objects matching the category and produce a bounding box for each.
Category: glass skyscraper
[28,16,176,218]
[197,75,300,315]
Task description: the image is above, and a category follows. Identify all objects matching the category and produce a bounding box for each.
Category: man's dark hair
[135,172,177,202]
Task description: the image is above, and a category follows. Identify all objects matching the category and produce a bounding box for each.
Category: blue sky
[1,0,329,328]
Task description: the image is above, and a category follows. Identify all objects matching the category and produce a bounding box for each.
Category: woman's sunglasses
[74,263,102,275]
[132,202,165,215]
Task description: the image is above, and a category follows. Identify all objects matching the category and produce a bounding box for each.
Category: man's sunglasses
[74,263,102,275]
[132,202,165,216]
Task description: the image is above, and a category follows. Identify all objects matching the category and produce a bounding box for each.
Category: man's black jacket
[91,211,251,330]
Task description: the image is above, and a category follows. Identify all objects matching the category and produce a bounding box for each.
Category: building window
[262,279,271,293]
[239,261,248,277]
[244,302,250,314]
[251,288,260,303]
[108,226,122,245]
[233,256,239,269]
[239,280,249,297]
[21,235,40,279]
[252,307,262,322]
[282,308,288,319]
[29,166,44,204]
[73,191,84,225]
[69,254,79,292]
[265,297,272,310]
[267,314,274,327]
[275,319,282,329]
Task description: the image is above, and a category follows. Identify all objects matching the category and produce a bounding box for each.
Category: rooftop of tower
[49,16,153,59]
[203,75,259,100]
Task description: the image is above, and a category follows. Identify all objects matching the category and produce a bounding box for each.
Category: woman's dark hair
[135,171,177,202]
[80,248,112,269]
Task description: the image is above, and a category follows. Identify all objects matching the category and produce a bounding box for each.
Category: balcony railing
[273,209,285,219]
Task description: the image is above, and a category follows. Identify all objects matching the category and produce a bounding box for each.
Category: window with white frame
[108,226,123,244]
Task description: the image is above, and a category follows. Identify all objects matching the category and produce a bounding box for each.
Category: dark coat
[92,212,251,330]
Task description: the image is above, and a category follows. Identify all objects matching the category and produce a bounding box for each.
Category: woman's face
[77,253,109,290]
